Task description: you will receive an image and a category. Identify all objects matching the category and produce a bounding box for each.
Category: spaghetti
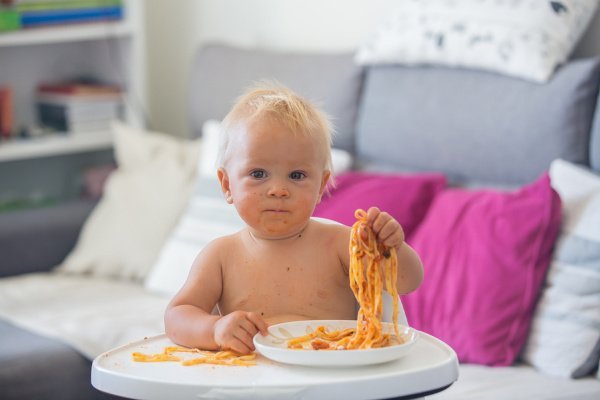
[132,346,256,366]
[287,209,401,350]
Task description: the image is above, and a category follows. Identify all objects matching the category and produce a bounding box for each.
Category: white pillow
[144,176,245,296]
[522,159,600,378]
[355,0,599,82]
[57,121,202,281]
[331,148,353,175]
[198,119,354,177]
[198,119,221,178]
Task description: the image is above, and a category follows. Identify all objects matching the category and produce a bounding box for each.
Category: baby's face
[220,115,330,239]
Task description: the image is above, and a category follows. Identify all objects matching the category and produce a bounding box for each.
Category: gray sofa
[1,43,600,399]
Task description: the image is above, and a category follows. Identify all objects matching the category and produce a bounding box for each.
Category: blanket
[0,272,168,359]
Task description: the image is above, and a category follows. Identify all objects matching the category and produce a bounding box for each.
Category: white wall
[145,0,600,138]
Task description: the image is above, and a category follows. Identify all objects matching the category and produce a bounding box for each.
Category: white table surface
[92,331,459,400]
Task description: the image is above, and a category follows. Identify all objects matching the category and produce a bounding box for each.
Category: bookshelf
[0,20,133,47]
[0,130,112,162]
[0,0,146,206]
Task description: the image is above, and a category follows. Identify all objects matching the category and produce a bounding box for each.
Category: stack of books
[36,82,123,134]
[8,0,124,29]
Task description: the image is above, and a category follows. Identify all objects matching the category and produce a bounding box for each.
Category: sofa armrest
[0,200,96,278]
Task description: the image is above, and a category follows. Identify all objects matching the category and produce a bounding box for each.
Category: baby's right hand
[213,311,269,354]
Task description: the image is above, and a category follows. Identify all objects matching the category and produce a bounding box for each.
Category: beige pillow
[57,122,202,281]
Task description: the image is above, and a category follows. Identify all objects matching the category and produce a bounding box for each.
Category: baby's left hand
[364,206,405,250]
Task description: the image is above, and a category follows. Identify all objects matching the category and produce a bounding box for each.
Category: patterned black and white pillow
[355,0,598,82]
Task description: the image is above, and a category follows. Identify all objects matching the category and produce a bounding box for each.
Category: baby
[165,84,424,354]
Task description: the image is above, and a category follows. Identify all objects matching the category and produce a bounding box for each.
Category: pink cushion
[313,171,447,236]
[403,173,561,366]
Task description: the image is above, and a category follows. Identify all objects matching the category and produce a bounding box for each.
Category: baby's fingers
[378,219,405,247]
[246,312,269,336]
[366,207,381,226]
[226,336,254,355]
[365,208,405,248]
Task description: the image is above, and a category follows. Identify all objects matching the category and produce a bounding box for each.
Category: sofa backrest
[188,43,363,153]
[356,57,600,186]
[188,43,600,186]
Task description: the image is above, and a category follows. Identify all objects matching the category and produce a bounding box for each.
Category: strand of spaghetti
[131,352,181,362]
[132,347,256,366]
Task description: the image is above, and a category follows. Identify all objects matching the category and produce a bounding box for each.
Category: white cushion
[355,0,599,82]
[331,148,353,176]
[434,364,600,399]
[198,119,221,178]
[56,121,202,281]
[522,159,600,378]
[144,176,245,296]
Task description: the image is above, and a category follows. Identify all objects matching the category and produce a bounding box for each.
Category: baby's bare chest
[219,247,354,318]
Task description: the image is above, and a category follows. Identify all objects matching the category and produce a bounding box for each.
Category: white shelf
[0,21,133,47]
[0,131,113,162]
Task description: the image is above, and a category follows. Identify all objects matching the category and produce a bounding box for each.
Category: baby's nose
[267,184,290,198]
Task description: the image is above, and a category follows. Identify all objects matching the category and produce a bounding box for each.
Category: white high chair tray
[92,331,459,400]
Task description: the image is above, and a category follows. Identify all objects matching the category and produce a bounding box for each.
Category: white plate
[253,320,418,367]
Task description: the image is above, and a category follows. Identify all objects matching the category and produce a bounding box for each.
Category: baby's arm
[363,207,424,294]
[164,238,268,354]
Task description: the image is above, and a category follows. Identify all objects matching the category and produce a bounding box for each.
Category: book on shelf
[36,82,123,133]
[0,7,20,32]
[20,4,123,27]
[15,1,123,13]
[0,86,13,139]
[38,82,122,95]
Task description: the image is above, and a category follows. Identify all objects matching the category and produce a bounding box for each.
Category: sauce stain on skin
[317,290,328,300]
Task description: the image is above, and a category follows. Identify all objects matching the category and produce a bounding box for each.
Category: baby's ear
[318,170,332,202]
[217,168,233,204]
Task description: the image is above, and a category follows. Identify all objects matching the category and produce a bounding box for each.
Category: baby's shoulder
[192,231,247,272]
[310,217,350,239]
[200,230,244,255]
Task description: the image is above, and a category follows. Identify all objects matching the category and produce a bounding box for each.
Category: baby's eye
[290,171,306,180]
[250,170,267,179]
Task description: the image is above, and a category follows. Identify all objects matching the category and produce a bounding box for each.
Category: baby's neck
[247,222,309,243]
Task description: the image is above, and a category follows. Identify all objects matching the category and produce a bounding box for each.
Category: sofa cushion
[356,56,600,186]
[312,171,446,238]
[403,173,562,366]
[57,122,201,281]
[189,43,363,153]
[522,159,600,378]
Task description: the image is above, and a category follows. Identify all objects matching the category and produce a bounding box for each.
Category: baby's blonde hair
[217,82,334,175]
